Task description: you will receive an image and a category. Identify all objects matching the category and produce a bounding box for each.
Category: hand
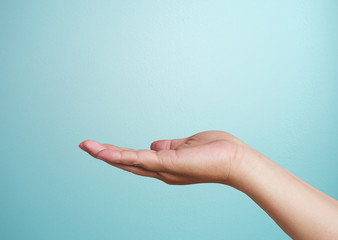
[79,130,247,185]
[79,130,338,240]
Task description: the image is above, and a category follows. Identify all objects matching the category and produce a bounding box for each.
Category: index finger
[97,148,163,171]
[79,140,164,171]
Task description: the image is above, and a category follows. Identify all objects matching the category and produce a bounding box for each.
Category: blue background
[1,1,337,239]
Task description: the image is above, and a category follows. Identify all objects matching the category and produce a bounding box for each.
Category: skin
[79,130,338,240]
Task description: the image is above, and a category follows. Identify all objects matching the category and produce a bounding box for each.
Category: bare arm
[230,146,338,240]
[79,130,338,239]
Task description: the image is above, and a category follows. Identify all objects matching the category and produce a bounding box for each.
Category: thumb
[150,140,171,151]
[150,137,188,151]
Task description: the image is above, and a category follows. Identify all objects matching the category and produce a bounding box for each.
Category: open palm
[79,130,243,185]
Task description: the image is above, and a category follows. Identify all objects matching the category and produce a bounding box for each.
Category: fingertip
[150,140,161,150]
[150,140,171,151]
[81,139,97,148]
[150,141,157,150]
[79,142,84,149]
[79,140,88,150]
[80,139,106,155]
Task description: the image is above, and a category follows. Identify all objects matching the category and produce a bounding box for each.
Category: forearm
[229,148,338,240]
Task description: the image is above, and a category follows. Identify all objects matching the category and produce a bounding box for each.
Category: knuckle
[95,149,107,159]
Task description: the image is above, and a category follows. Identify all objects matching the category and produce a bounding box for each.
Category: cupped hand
[79,130,246,185]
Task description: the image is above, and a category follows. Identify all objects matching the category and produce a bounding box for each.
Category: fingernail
[79,142,85,150]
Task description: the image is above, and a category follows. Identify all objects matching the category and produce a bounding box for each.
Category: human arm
[230,145,338,240]
[79,130,338,239]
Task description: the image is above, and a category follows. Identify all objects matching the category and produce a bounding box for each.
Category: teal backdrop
[1,1,337,239]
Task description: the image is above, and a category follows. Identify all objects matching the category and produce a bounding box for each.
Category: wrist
[224,143,268,192]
